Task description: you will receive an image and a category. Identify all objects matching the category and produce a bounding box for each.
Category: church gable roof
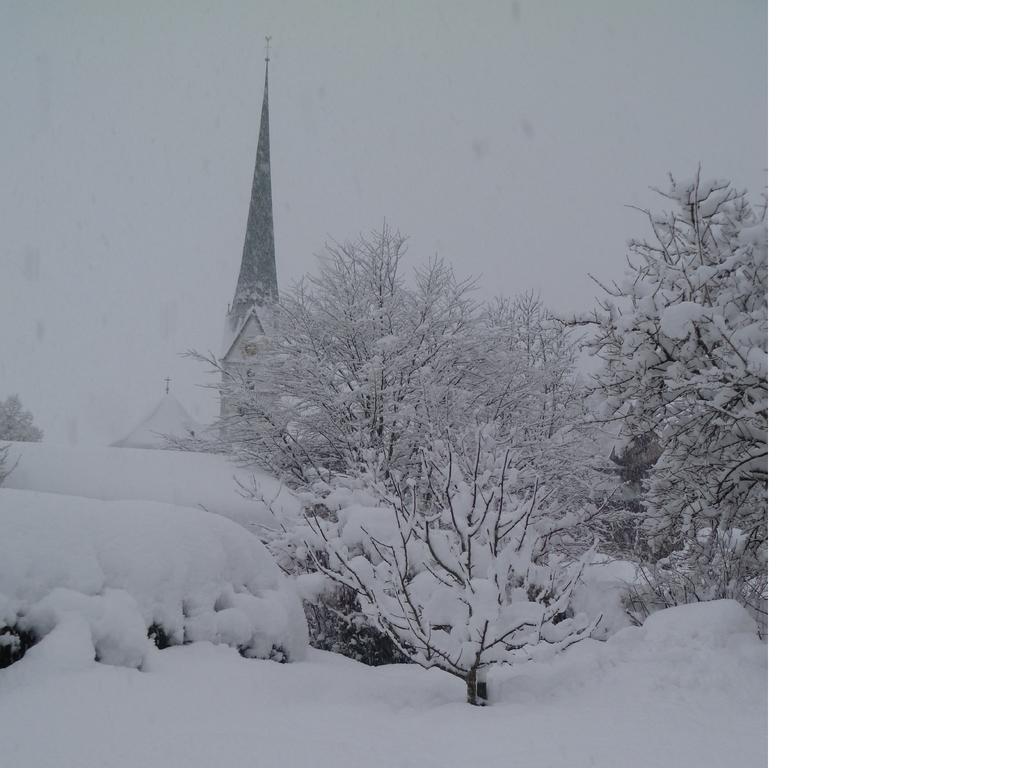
[111,394,201,449]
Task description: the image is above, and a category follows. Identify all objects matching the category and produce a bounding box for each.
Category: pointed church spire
[227,49,278,332]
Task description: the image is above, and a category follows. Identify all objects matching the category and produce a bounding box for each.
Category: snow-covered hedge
[0,489,308,669]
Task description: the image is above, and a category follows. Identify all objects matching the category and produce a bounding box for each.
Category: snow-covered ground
[1,598,766,768]
[1,440,299,531]
[1,448,766,767]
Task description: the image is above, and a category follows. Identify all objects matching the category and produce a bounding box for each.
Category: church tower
[221,46,279,417]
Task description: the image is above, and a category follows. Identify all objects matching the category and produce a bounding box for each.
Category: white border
[772,2,1024,765]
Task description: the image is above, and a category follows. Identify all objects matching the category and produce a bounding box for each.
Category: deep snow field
[0,443,766,768]
[1,599,766,768]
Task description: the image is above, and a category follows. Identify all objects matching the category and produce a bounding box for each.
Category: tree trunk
[465,667,486,706]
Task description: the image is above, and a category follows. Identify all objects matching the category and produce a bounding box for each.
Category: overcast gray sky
[0,0,765,445]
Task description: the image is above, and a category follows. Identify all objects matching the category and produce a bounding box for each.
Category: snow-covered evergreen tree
[574,172,767,628]
[0,394,43,442]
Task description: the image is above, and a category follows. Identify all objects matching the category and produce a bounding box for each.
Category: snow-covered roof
[111,394,201,449]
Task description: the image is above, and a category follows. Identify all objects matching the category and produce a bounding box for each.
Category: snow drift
[0,440,300,531]
[0,488,308,668]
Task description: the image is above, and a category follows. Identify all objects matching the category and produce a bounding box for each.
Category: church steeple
[227,49,278,339]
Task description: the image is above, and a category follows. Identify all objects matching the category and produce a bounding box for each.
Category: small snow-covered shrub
[261,477,409,666]
[623,536,768,639]
[302,582,408,665]
[0,625,34,667]
[1,591,34,667]
[306,428,601,704]
[0,489,308,670]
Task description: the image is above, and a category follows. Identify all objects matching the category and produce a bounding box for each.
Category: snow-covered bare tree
[573,171,767,629]
[191,225,485,663]
[192,225,608,660]
[482,292,581,442]
[480,293,613,545]
[196,226,609,513]
[192,224,481,483]
[306,427,600,704]
[0,395,43,442]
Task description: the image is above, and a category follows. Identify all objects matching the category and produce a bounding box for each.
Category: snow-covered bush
[304,428,600,704]
[574,172,767,629]
[253,474,411,665]
[300,580,408,665]
[0,489,308,670]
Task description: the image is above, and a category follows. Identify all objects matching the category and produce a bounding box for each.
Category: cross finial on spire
[265,35,271,63]
[164,377,171,395]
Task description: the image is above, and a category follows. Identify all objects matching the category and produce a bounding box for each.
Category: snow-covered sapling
[309,428,600,705]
